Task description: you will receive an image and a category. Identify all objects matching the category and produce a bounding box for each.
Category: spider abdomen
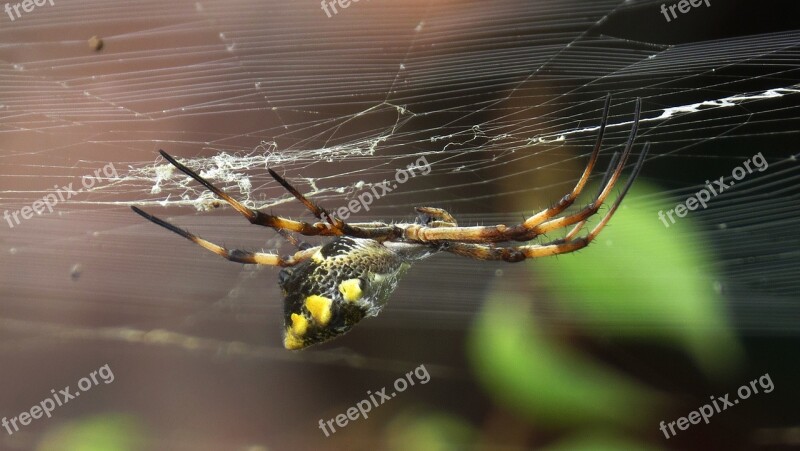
[279,237,411,350]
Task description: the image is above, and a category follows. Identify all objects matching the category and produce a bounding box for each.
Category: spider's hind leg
[267,168,399,240]
[267,169,336,226]
[130,206,318,266]
[415,207,458,227]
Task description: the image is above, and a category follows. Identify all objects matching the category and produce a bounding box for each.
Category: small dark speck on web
[88,36,103,51]
[70,264,83,281]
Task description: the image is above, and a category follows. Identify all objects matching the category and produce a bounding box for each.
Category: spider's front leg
[415,207,458,228]
[401,96,641,245]
[440,141,651,263]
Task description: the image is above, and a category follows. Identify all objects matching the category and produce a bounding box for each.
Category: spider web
[1,0,800,448]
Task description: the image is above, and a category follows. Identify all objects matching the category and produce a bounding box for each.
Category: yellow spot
[284,332,305,350]
[305,295,333,326]
[290,313,308,336]
[311,250,324,263]
[339,279,363,302]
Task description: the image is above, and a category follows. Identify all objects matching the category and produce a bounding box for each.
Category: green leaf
[36,414,147,451]
[533,182,742,377]
[469,289,660,427]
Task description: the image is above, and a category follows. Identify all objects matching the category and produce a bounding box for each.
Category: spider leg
[157,150,399,240]
[267,168,336,227]
[415,207,458,227]
[521,93,612,228]
[131,206,318,266]
[158,150,329,235]
[402,97,641,244]
[417,93,608,241]
[442,142,650,262]
[524,106,640,238]
[561,151,620,240]
[275,228,315,251]
[267,167,406,239]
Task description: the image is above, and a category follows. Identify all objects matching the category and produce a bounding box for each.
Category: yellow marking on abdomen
[284,332,305,350]
[339,279,363,302]
[305,295,333,326]
[290,313,308,336]
[284,314,310,350]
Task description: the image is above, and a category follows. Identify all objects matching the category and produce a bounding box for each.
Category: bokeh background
[1,0,800,449]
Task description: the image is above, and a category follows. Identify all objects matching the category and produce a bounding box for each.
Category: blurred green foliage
[36,414,146,451]
[542,431,663,451]
[385,410,475,451]
[469,289,659,428]
[533,182,742,377]
[468,182,742,445]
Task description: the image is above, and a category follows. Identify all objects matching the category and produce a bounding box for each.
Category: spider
[131,95,648,350]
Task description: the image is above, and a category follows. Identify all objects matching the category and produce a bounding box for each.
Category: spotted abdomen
[278,237,410,350]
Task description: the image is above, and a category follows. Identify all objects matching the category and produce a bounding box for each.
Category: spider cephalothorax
[132,95,649,350]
